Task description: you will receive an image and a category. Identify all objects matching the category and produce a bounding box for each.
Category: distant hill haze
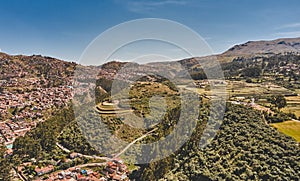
[177,37,300,66]
[222,37,300,56]
[1,37,300,69]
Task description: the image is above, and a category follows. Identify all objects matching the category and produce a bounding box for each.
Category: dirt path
[56,142,111,161]
[56,142,71,153]
[291,118,300,122]
[229,101,272,125]
[56,127,157,165]
[113,128,158,158]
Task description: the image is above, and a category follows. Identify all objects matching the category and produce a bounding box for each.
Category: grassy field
[180,80,294,99]
[227,81,293,97]
[181,80,300,118]
[281,96,300,118]
[271,120,300,142]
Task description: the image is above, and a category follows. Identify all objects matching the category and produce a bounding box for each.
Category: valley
[1,37,300,180]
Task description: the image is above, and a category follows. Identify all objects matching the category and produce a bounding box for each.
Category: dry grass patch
[271,120,300,142]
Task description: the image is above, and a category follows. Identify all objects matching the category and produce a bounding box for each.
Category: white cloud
[272,31,300,38]
[121,0,189,13]
[203,36,212,41]
[273,22,300,37]
[277,23,300,29]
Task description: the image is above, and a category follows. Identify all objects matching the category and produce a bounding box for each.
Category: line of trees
[136,103,300,180]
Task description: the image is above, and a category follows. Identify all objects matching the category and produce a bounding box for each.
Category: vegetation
[2,52,300,180]
[58,121,100,155]
[241,66,262,77]
[221,53,300,89]
[269,94,287,110]
[281,95,300,118]
[271,120,300,142]
[136,104,300,180]
[0,144,12,180]
[13,104,74,160]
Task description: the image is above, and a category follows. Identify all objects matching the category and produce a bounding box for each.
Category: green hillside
[137,104,300,180]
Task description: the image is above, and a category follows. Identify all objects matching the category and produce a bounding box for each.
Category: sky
[1,0,300,63]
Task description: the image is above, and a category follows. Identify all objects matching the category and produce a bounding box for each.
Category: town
[0,77,73,153]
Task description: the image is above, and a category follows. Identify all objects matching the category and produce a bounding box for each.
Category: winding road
[113,128,158,158]
[56,127,157,167]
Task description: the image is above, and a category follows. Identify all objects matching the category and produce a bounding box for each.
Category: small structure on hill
[95,100,132,115]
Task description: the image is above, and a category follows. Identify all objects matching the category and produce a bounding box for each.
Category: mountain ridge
[1,37,300,68]
[222,37,300,56]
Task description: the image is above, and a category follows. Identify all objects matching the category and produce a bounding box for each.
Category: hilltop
[177,37,300,66]
[222,37,300,56]
[0,52,76,81]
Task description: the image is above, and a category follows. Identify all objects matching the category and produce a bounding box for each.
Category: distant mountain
[222,37,300,56]
[2,37,300,79]
[176,37,300,66]
[0,52,76,81]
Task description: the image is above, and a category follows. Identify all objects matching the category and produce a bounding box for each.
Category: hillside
[223,37,300,56]
[177,37,300,67]
[0,52,76,77]
[1,36,300,180]
[137,104,300,180]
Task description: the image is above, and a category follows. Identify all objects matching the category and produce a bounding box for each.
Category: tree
[270,95,287,110]
[242,67,261,77]
[246,78,252,83]
[0,144,12,180]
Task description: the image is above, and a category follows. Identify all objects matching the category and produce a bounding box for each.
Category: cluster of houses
[15,145,130,181]
[31,158,129,181]
[98,69,118,80]
[103,158,129,181]
[279,63,300,74]
[97,63,165,83]
[193,80,210,88]
[0,55,29,79]
[192,79,227,88]
[0,119,33,154]
[34,167,102,181]
[0,76,73,149]
[35,165,55,176]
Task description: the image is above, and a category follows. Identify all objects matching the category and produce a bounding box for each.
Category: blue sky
[1,0,300,62]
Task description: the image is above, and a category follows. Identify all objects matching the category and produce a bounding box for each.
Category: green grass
[271,120,300,142]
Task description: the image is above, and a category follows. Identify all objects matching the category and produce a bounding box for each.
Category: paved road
[70,162,108,168]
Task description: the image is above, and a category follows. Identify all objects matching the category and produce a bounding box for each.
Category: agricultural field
[271,120,300,142]
[226,81,294,97]
[281,95,300,118]
[180,80,294,99]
